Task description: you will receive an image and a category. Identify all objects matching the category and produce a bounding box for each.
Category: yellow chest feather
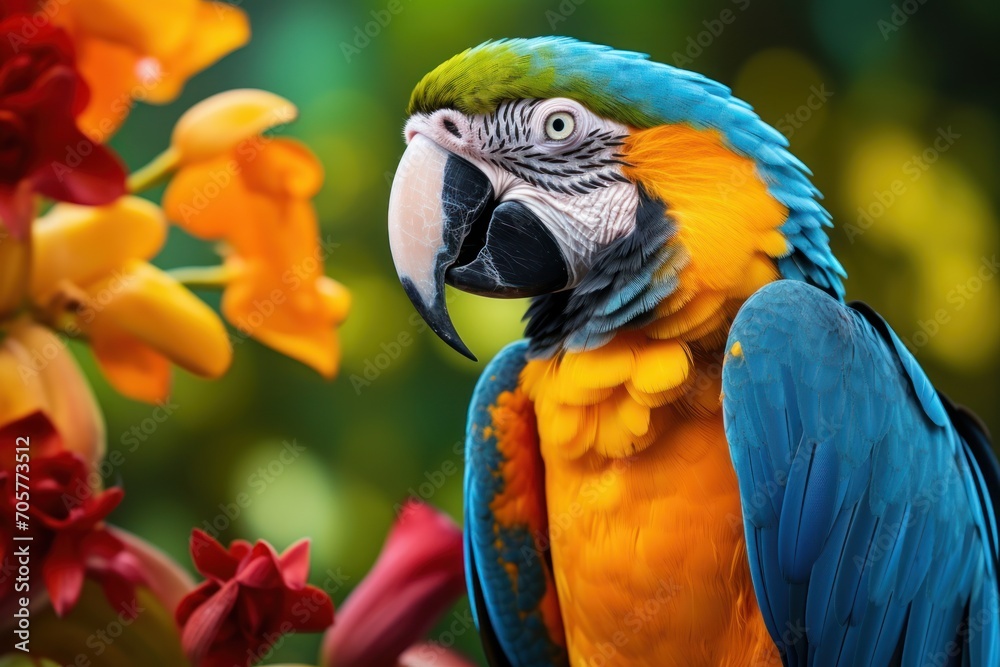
[520,335,777,666]
[511,121,792,665]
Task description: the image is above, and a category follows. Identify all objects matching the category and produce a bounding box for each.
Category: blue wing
[722,280,1000,667]
[464,340,569,667]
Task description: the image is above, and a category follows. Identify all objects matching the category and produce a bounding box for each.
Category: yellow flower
[31,197,232,402]
[0,318,105,465]
[52,0,250,141]
[163,134,350,378]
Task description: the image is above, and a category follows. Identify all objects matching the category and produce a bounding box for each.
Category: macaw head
[388,37,844,360]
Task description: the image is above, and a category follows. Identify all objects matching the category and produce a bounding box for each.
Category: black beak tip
[400,277,478,362]
[436,329,478,362]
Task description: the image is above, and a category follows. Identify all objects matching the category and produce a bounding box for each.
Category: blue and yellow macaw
[386,38,1000,667]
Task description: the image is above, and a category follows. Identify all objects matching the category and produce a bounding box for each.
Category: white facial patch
[501,180,639,286]
[404,98,640,288]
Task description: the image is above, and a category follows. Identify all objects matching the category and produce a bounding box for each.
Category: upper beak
[388,134,569,360]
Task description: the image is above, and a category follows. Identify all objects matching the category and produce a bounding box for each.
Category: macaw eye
[544,111,575,141]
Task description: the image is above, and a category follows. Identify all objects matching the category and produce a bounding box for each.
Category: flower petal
[277,539,311,589]
[0,412,62,463]
[43,534,87,617]
[69,34,141,141]
[0,180,35,244]
[0,321,105,463]
[236,542,280,588]
[176,580,219,626]
[81,260,232,385]
[284,584,334,632]
[110,527,196,614]
[25,67,126,205]
[172,89,297,165]
[179,533,335,664]
[31,197,168,301]
[322,502,465,667]
[0,181,34,240]
[58,0,200,58]
[53,0,249,139]
[180,579,240,663]
[148,3,250,104]
[240,137,322,199]
[162,153,259,239]
[190,528,241,582]
[398,644,478,667]
[87,327,173,403]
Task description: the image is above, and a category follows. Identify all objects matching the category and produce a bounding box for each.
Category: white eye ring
[544,111,575,141]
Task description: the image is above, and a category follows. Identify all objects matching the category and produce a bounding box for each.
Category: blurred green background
[77,0,1000,663]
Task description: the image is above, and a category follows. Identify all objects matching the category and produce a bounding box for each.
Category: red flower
[177,530,335,667]
[0,5,125,238]
[0,412,144,616]
[398,643,478,667]
[0,1,36,14]
[322,500,467,667]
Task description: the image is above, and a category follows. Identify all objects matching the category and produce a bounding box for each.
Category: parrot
[386,37,1000,667]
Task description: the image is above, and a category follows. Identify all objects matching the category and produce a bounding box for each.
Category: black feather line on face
[475,99,629,194]
[524,187,683,357]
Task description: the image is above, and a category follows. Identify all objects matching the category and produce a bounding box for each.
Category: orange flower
[30,197,232,402]
[51,0,250,141]
[163,92,350,378]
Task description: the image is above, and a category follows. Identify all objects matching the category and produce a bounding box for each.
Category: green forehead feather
[407,38,666,128]
[408,41,553,117]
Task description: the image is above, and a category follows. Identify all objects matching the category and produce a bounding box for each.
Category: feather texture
[723,281,999,666]
[465,340,569,666]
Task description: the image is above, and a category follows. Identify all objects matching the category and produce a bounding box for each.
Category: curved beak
[388,134,569,360]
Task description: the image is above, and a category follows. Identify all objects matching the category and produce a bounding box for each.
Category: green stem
[127,147,181,193]
[167,265,233,290]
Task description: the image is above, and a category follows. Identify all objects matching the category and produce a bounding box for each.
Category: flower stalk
[127,148,182,193]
